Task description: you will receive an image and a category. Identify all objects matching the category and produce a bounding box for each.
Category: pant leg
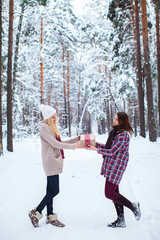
[36,175,59,214]
[46,180,53,216]
[105,178,119,202]
[116,194,134,211]
[115,185,119,194]
[113,185,124,217]
[105,179,135,214]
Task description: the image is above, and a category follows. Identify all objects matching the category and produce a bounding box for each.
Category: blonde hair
[43,116,60,137]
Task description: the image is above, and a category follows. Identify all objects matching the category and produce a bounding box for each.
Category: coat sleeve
[62,136,79,144]
[96,142,105,148]
[97,133,128,157]
[40,125,75,150]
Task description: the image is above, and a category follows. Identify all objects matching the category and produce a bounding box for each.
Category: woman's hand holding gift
[85,145,97,151]
[74,141,83,148]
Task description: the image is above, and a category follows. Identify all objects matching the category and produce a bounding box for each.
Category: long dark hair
[117,112,133,135]
[103,112,133,154]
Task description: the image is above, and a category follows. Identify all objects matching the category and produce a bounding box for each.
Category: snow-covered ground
[0,134,160,240]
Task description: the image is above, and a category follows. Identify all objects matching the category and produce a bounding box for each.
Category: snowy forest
[0,0,160,153]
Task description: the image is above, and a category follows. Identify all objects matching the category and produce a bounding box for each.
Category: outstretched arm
[97,133,129,157]
[62,136,80,144]
[85,145,97,151]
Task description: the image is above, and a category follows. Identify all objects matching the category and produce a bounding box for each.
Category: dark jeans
[36,175,59,215]
[105,178,120,202]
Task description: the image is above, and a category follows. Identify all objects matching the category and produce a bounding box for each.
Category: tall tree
[13,0,25,93]
[140,0,157,141]
[0,0,3,155]
[154,1,160,136]
[62,43,67,129]
[134,0,145,137]
[40,17,44,104]
[7,0,14,151]
[67,50,71,136]
[77,71,81,134]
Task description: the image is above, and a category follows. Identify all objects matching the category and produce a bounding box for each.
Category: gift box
[80,134,95,147]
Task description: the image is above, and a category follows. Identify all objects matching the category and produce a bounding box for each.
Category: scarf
[56,136,65,159]
[105,125,119,149]
[103,125,119,159]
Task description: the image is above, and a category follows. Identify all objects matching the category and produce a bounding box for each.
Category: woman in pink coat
[86,112,141,228]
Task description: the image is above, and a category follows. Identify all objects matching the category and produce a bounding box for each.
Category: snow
[0,135,160,240]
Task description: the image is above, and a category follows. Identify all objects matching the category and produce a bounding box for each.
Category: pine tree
[62,43,67,129]
[154,0,160,136]
[134,0,145,137]
[13,0,26,93]
[67,50,71,136]
[140,0,157,141]
[0,0,3,155]
[7,0,14,151]
[40,17,44,104]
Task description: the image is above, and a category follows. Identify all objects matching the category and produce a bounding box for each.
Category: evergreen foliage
[0,0,159,145]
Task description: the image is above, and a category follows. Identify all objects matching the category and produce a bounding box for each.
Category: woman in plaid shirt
[86,112,141,228]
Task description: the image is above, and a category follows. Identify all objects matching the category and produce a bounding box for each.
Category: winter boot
[116,194,141,221]
[28,209,43,228]
[132,202,141,221]
[108,202,126,228]
[46,213,65,227]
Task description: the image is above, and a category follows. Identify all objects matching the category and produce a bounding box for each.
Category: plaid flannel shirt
[96,132,130,185]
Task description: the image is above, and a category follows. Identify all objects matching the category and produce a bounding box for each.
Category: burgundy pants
[105,178,120,202]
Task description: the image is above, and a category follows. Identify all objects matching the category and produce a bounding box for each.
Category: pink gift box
[80,134,95,147]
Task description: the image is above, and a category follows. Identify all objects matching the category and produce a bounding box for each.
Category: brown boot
[28,209,43,228]
[46,214,65,227]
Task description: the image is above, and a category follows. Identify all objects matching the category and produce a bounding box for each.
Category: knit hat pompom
[39,104,56,120]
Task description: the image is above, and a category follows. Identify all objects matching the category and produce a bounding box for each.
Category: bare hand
[85,145,97,151]
[74,141,83,148]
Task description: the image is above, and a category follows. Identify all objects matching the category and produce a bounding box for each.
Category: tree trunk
[86,111,91,134]
[140,0,157,141]
[55,90,58,116]
[47,83,52,105]
[134,100,138,137]
[104,64,110,133]
[101,118,106,134]
[110,104,113,128]
[62,44,67,128]
[97,56,102,73]
[13,0,25,93]
[0,0,3,155]
[40,17,44,104]
[67,50,71,137]
[155,3,160,136]
[97,120,102,134]
[77,71,81,134]
[134,0,145,137]
[105,99,110,133]
[7,0,14,152]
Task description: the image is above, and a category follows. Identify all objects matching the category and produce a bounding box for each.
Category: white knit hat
[39,104,56,120]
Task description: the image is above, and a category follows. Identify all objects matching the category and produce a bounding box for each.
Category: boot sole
[28,213,39,228]
[107,224,126,228]
[46,221,65,227]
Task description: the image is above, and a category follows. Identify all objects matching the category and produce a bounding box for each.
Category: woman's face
[51,113,57,123]
[113,114,119,126]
